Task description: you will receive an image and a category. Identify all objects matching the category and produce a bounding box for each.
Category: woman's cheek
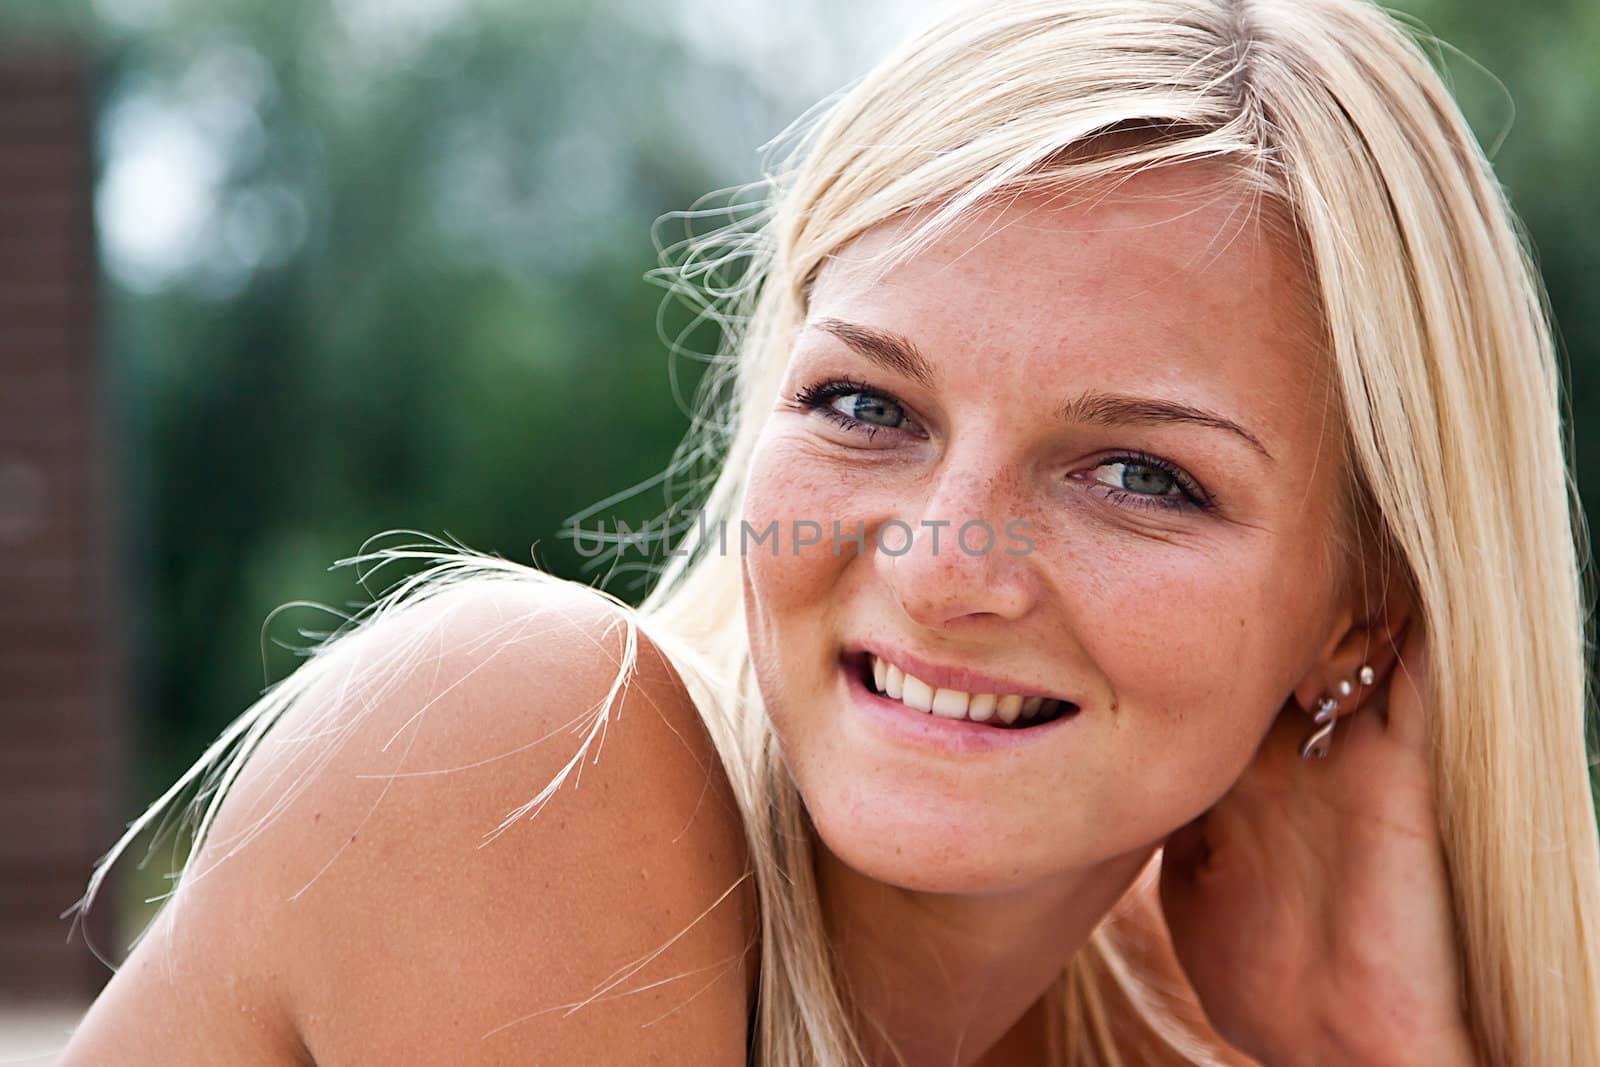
[1054,531,1288,723]
[1071,563,1280,827]
[740,432,863,604]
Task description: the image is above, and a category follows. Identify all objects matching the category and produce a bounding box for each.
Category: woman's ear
[1291,553,1415,716]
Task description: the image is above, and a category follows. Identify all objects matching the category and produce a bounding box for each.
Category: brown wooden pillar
[0,44,123,1002]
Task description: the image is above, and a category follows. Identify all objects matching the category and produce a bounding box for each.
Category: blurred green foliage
[5,0,807,802]
[1,0,1596,929]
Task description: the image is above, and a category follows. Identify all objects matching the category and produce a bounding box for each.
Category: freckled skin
[739,165,1349,898]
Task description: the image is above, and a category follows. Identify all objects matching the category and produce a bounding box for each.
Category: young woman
[60,0,1600,1063]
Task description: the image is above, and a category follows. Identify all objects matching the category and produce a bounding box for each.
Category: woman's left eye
[1086,455,1211,512]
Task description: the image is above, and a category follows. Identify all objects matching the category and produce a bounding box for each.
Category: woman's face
[740,164,1351,895]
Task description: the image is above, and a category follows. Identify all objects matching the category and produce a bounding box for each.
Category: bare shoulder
[61,574,755,1066]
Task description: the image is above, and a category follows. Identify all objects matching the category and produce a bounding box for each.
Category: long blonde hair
[77,0,1600,1063]
[637,0,1600,1061]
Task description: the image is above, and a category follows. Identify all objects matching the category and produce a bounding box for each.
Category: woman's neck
[815,841,1157,1066]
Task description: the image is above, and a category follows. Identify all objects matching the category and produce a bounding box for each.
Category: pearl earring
[1299,663,1375,761]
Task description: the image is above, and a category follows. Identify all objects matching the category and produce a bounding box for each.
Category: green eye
[1107,461,1175,496]
[832,392,905,428]
[1083,453,1210,512]
[792,376,924,441]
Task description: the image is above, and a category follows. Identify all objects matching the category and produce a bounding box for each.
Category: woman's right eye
[792,377,921,440]
[829,392,905,428]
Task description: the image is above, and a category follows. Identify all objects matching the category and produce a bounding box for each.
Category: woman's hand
[1157,624,1479,1066]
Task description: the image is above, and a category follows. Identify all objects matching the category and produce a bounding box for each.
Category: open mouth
[847,652,1078,729]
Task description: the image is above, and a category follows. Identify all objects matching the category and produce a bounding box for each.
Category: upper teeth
[869,654,1054,725]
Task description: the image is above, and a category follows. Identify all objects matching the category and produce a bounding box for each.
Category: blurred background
[0,0,1595,1057]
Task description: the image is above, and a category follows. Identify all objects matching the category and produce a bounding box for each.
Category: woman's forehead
[822,166,1303,295]
[810,172,1324,372]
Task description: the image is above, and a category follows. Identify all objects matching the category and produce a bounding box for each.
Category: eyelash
[791,376,915,442]
[790,376,1215,513]
[1094,450,1214,512]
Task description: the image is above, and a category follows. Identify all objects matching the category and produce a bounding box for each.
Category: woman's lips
[851,651,1075,727]
[846,642,1076,707]
[840,652,1080,752]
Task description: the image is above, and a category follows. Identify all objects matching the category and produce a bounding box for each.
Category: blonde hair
[75,0,1600,1063]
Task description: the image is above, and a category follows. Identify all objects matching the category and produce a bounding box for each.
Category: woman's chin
[804,791,1090,897]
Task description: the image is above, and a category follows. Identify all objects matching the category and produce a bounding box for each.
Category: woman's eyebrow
[808,317,938,388]
[1058,391,1275,463]
[805,316,1273,463]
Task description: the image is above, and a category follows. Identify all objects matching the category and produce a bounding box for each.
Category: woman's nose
[873,465,1040,630]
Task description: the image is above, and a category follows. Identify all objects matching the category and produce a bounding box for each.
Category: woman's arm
[60,576,756,1065]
